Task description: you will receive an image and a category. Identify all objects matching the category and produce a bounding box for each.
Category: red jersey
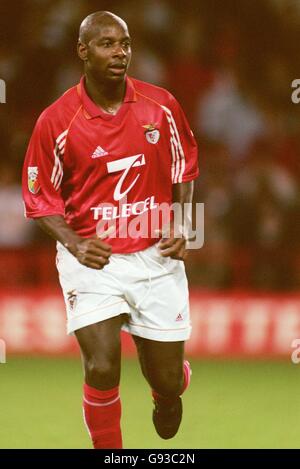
[22,76,199,253]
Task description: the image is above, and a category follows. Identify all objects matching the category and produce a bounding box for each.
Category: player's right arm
[36,215,111,269]
[22,112,111,270]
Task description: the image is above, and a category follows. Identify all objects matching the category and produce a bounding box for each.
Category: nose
[112,44,127,57]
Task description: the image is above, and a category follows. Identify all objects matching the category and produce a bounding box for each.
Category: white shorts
[56,242,191,341]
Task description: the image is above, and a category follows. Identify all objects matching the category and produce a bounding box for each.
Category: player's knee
[151,367,183,398]
[85,356,119,388]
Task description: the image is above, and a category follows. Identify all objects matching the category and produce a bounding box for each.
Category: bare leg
[75,315,125,449]
[133,335,185,397]
[75,315,125,389]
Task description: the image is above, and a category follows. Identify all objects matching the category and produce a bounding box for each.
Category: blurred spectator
[0,163,35,247]
[167,16,214,125]
[196,69,266,160]
[129,39,167,86]
[230,138,299,289]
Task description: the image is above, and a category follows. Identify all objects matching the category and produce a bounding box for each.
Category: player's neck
[84,74,126,111]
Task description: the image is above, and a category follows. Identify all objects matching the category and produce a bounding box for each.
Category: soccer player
[22,11,199,449]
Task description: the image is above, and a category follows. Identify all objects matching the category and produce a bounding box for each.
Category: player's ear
[77,41,88,61]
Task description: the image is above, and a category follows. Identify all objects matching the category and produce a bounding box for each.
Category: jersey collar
[78,75,137,120]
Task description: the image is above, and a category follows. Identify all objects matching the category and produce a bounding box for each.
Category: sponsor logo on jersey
[107,154,146,201]
[176,313,183,322]
[91,195,158,220]
[91,153,160,222]
[28,166,40,194]
[91,145,108,158]
[143,124,160,144]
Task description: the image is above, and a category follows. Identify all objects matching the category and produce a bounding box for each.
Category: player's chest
[64,109,169,173]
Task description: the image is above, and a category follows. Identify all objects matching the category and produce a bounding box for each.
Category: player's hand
[74,238,112,269]
[156,222,188,261]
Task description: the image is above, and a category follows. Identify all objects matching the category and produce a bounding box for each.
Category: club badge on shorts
[67,290,77,311]
[143,123,160,144]
[28,166,40,194]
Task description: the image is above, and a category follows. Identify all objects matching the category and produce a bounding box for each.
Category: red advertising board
[0,289,300,358]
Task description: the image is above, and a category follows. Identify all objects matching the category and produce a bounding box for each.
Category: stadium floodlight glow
[0,79,6,103]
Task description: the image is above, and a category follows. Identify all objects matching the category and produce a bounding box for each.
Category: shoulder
[34,85,81,136]
[130,77,177,109]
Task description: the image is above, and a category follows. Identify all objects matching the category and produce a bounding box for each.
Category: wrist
[63,235,82,256]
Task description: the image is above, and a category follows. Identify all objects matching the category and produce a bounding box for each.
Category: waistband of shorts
[56,239,160,257]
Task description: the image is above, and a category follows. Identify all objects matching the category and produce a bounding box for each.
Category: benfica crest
[67,290,77,311]
[143,124,160,144]
[28,166,40,194]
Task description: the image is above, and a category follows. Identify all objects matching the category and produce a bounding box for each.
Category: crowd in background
[0,0,299,290]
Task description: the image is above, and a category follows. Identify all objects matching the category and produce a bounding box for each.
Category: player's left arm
[158,94,199,261]
[158,181,194,260]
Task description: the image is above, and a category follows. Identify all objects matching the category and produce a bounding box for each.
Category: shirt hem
[25,211,65,218]
[174,172,199,183]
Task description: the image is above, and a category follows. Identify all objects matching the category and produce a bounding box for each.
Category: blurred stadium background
[0,0,300,448]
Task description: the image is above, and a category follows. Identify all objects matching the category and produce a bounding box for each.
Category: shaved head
[77,10,131,86]
[79,11,128,44]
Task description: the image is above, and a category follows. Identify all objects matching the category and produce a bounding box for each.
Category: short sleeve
[163,96,199,184]
[22,114,65,218]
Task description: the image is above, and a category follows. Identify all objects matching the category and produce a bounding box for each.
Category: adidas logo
[91,146,108,158]
[175,313,183,322]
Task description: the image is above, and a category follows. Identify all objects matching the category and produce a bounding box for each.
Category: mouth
[108,63,127,74]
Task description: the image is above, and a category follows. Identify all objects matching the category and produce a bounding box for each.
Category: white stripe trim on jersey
[53,160,63,189]
[170,136,177,182]
[53,148,64,188]
[166,106,186,182]
[162,106,184,183]
[168,122,181,183]
[51,130,68,190]
[58,138,66,151]
[83,395,120,407]
[51,144,63,190]
[161,105,186,183]
[56,129,68,145]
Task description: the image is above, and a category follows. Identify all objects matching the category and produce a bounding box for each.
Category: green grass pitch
[0,357,299,448]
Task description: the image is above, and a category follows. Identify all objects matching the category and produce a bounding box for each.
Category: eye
[102,41,112,48]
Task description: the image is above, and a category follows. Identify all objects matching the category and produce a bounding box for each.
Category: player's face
[80,23,132,83]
